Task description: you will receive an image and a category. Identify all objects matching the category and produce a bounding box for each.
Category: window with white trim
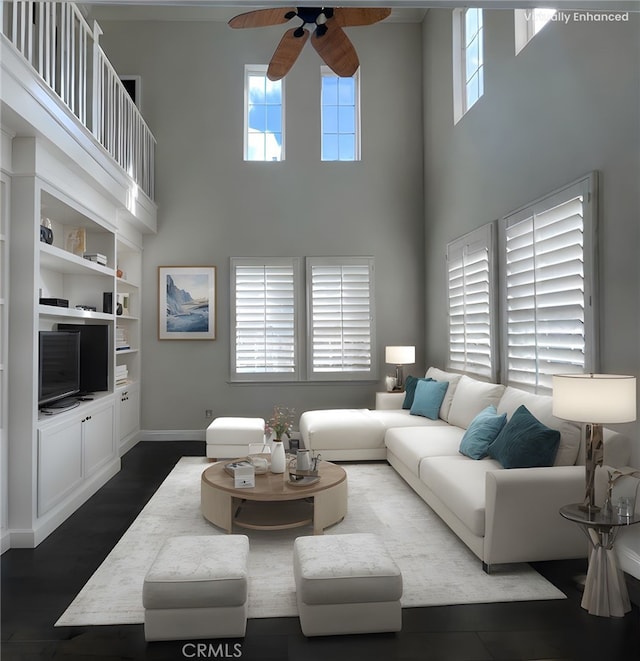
[307,257,375,379]
[453,7,484,123]
[231,258,298,381]
[515,8,557,54]
[321,68,360,161]
[500,175,596,393]
[446,223,496,380]
[231,257,375,381]
[244,65,284,161]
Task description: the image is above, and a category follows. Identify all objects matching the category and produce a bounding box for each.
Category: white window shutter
[501,175,595,393]
[307,257,375,380]
[231,258,297,379]
[447,223,495,379]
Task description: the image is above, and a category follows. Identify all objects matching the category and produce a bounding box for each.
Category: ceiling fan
[228,7,391,81]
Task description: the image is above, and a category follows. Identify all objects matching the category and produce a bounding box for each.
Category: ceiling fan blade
[311,21,359,78]
[332,8,392,27]
[228,7,296,29]
[267,28,309,81]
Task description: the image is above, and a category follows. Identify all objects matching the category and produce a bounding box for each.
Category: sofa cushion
[370,409,448,430]
[497,387,581,466]
[402,376,433,409]
[419,456,502,537]
[410,380,449,420]
[300,409,386,451]
[459,406,507,460]
[425,368,462,422]
[487,405,561,469]
[385,426,464,475]
[447,376,506,429]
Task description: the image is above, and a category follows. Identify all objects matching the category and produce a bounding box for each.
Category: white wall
[422,10,640,465]
[97,17,426,432]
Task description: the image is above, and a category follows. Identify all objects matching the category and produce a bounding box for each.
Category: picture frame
[158,266,216,340]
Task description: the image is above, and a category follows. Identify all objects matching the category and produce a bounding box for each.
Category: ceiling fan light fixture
[229,6,390,79]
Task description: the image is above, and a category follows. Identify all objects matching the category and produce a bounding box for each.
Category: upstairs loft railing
[1,1,155,201]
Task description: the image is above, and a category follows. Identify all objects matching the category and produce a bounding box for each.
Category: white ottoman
[143,535,249,641]
[206,417,265,459]
[293,533,403,637]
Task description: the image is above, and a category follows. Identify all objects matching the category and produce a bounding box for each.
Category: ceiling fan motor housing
[292,7,333,37]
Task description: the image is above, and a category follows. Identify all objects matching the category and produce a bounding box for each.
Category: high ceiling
[83,1,640,23]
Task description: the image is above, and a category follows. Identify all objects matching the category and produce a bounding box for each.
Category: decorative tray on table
[288,468,320,487]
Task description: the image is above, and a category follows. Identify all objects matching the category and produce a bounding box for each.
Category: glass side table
[559,503,640,617]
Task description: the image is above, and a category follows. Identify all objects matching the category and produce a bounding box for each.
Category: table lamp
[385,346,415,391]
[553,374,636,512]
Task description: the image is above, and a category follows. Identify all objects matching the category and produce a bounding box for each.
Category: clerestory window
[321,68,360,161]
[244,65,284,161]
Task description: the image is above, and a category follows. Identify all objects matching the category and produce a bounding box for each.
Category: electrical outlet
[205,409,213,418]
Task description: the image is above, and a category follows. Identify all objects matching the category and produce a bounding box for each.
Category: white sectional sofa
[300,367,632,571]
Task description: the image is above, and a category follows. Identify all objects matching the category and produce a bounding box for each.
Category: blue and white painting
[159,267,216,340]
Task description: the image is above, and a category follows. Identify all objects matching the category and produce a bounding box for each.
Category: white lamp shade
[385,346,415,365]
[552,374,636,423]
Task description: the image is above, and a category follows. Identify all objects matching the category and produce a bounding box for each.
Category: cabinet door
[38,418,83,516]
[118,385,140,443]
[83,402,115,477]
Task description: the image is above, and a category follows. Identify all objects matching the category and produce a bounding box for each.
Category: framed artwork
[158,266,217,340]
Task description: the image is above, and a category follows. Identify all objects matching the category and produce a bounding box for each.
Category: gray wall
[98,17,425,432]
[422,10,640,464]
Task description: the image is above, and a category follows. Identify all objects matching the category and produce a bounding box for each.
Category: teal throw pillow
[459,405,507,460]
[410,379,449,420]
[487,404,561,469]
[402,375,433,409]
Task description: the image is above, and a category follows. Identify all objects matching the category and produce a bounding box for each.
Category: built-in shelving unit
[7,137,144,548]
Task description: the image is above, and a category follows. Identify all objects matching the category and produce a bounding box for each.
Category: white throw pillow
[447,376,506,429]
[425,367,462,422]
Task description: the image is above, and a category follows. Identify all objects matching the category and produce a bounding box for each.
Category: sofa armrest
[375,392,405,410]
[483,466,586,566]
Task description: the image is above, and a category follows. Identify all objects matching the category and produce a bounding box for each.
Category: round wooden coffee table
[201,460,347,534]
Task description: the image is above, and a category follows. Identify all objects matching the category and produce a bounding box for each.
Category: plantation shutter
[502,176,594,392]
[447,224,495,379]
[231,258,297,380]
[307,257,375,380]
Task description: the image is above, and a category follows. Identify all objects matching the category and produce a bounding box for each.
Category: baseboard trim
[0,529,10,555]
[139,429,206,442]
[119,432,140,456]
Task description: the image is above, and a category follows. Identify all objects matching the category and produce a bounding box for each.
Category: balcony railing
[1,1,155,201]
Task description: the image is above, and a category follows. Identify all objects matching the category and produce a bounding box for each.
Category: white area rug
[56,457,565,626]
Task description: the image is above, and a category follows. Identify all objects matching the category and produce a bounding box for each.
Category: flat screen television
[38,330,81,408]
[58,323,110,394]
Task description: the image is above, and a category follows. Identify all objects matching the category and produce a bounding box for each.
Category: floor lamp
[385,346,415,391]
[553,374,637,512]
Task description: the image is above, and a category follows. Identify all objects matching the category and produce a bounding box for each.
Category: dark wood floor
[2,441,639,661]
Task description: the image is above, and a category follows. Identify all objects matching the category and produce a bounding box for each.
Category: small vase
[270,440,286,474]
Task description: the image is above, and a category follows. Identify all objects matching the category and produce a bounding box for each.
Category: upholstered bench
[293,533,403,636]
[206,416,265,459]
[143,535,249,641]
